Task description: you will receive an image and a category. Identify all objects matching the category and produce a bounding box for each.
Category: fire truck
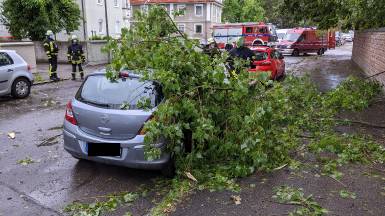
[212,22,278,49]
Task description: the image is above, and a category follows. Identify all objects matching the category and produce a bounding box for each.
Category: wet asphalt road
[0,43,372,216]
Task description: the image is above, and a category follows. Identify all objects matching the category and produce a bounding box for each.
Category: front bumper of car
[279,48,294,55]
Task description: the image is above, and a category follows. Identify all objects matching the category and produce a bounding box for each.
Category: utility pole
[104,0,111,63]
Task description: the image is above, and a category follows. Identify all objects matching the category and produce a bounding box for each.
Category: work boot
[49,75,55,81]
[54,74,60,82]
[80,72,84,80]
[71,73,76,80]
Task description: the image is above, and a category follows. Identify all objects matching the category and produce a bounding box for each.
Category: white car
[0,50,34,98]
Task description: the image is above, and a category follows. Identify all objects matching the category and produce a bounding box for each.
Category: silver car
[0,50,34,98]
[63,71,174,176]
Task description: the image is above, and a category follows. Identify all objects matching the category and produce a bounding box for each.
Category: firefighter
[203,38,221,58]
[227,37,255,76]
[67,35,86,80]
[43,30,59,81]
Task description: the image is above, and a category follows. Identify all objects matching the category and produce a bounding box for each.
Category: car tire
[317,49,323,56]
[11,77,31,99]
[292,49,300,56]
[161,158,175,178]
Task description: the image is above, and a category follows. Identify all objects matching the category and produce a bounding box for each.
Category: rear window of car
[253,51,268,61]
[76,75,163,110]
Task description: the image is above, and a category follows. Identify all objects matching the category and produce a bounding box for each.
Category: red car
[248,46,285,80]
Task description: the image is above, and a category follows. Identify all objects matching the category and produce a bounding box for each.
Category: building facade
[57,0,130,41]
[130,0,223,43]
[0,0,130,41]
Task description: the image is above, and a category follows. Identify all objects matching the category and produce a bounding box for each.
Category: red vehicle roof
[249,46,270,52]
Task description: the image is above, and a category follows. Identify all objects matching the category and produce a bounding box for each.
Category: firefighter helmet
[71,35,78,40]
[207,38,215,44]
[46,30,53,36]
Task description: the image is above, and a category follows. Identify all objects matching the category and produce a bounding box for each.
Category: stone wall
[34,40,109,66]
[0,42,37,72]
[352,28,385,87]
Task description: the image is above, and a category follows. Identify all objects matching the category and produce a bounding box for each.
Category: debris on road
[48,125,64,131]
[37,134,61,147]
[231,195,242,205]
[185,172,198,182]
[17,157,34,166]
[7,132,16,139]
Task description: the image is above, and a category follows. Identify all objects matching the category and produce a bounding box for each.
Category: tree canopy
[282,0,385,30]
[222,0,265,23]
[0,0,81,40]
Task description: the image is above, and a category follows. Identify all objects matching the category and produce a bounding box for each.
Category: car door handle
[7,69,13,72]
[98,127,112,132]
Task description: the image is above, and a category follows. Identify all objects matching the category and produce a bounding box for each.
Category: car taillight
[27,65,32,73]
[138,115,154,135]
[65,101,77,125]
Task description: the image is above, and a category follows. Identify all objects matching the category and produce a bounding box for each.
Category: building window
[194,24,203,34]
[177,24,185,33]
[115,21,121,34]
[98,19,103,33]
[213,6,217,21]
[177,4,186,15]
[195,4,203,16]
[97,0,103,5]
[114,0,119,7]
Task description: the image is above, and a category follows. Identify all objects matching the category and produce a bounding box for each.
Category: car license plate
[87,143,121,156]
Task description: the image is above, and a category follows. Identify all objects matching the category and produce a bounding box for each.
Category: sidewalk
[34,63,107,83]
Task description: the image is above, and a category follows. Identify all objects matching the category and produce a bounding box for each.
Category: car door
[270,50,279,78]
[0,52,14,92]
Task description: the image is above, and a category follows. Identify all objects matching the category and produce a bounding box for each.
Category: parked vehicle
[277,27,335,56]
[213,22,278,49]
[342,33,353,42]
[0,50,33,98]
[248,46,285,80]
[276,29,290,42]
[63,70,174,176]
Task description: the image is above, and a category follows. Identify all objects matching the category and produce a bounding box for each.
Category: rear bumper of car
[279,48,294,55]
[63,121,170,170]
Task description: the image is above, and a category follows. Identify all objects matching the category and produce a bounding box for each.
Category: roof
[130,0,223,5]
[213,22,266,27]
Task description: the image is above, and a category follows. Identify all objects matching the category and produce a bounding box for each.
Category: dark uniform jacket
[43,38,59,59]
[67,43,85,64]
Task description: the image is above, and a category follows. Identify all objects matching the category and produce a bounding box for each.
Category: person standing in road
[227,37,255,76]
[203,38,221,59]
[43,30,59,81]
[67,35,86,80]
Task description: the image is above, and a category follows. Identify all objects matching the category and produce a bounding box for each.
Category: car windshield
[253,51,268,61]
[76,75,163,110]
[283,33,301,42]
[277,33,286,40]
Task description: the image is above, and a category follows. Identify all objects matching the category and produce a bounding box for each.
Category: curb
[32,78,71,86]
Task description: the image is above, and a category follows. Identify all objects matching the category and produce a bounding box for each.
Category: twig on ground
[328,175,347,187]
[336,119,385,129]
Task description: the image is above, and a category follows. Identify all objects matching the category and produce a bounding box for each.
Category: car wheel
[161,158,175,178]
[11,77,31,99]
[292,49,300,56]
[317,49,323,56]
